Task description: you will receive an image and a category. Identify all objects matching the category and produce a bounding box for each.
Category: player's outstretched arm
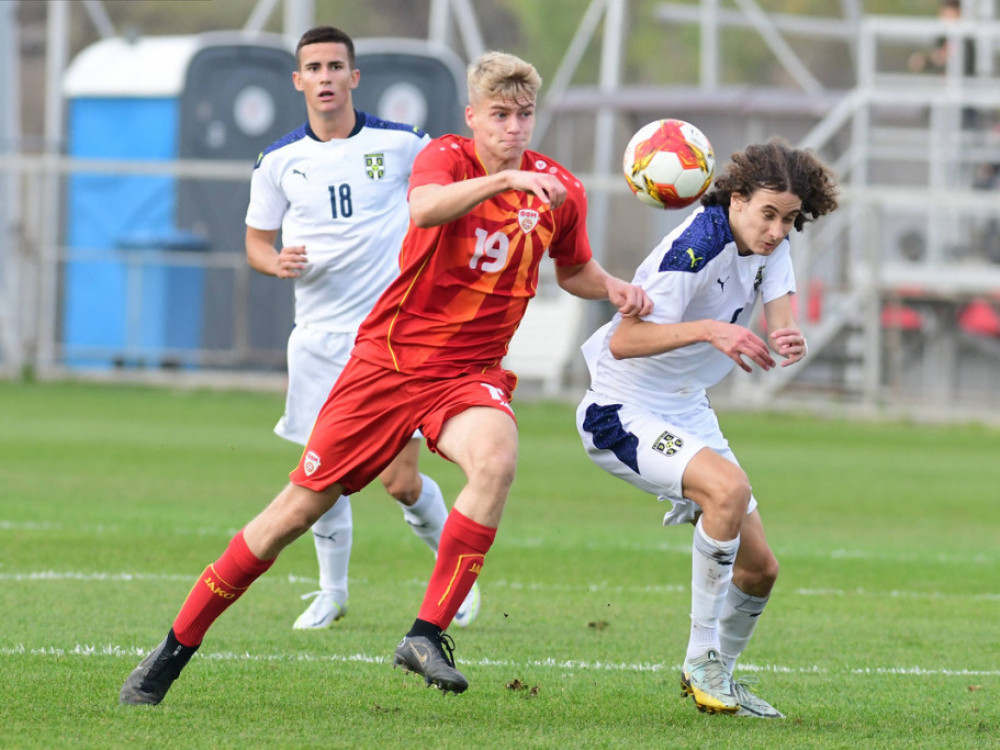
[609,315,775,373]
[555,260,652,316]
[706,321,775,372]
[409,170,567,228]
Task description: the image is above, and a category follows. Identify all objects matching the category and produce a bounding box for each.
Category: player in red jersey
[120,50,651,705]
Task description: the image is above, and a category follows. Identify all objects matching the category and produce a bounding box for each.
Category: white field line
[0,520,241,536]
[0,571,320,585]
[1,570,998,602]
[2,643,999,678]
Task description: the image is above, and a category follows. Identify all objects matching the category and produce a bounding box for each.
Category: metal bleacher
[744,11,1000,413]
[3,0,999,417]
[519,1,1000,415]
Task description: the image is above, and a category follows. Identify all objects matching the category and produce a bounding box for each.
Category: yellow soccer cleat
[680,649,740,714]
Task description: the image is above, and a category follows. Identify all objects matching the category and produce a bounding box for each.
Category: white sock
[311,496,352,601]
[398,474,447,554]
[719,583,769,673]
[686,517,739,663]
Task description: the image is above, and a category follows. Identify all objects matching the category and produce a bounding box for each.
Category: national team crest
[303,450,322,476]
[364,153,385,180]
[518,209,540,234]
[651,430,684,457]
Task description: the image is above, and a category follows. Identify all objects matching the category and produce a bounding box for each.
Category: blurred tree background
[15,0,944,141]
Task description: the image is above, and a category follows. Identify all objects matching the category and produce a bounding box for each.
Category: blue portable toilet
[62,33,465,370]
[62,33,304,368]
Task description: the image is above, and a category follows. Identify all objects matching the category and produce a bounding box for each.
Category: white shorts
[276,325,423,447]
[275,326,354,445]
[575,392,757,526]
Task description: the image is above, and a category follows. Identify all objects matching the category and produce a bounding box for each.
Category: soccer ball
[623,119,715,209]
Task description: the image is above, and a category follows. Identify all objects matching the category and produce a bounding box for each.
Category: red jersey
[351,134,592,377]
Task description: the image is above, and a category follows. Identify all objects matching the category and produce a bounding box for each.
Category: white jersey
[582,204,796,414]
[246,111,430,332]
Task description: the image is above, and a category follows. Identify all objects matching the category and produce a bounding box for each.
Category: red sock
[172,530,275,647]
[418,509,496,629]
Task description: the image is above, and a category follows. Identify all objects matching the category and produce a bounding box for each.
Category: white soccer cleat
[732,676,785,718]
[292,591,348,630]
[452,582,481,628]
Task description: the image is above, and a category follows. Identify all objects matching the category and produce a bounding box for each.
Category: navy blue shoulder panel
[355,110,427,139]
[253,123,309,169]
[658,205,734,273]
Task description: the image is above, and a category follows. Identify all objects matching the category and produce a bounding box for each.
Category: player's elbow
[608,336,635,360]
[410,211,435,229]
[408,187,444,228]
[607,322,642,359]
[408,200,440,228]
[244,249,264,274]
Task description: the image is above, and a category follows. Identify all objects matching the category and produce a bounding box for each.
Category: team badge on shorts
[651,430,684,456]
[518,209,539,234]
[365,153,385,180]
[303,450,322,476]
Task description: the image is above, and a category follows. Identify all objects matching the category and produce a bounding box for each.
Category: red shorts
[290,357,518,494]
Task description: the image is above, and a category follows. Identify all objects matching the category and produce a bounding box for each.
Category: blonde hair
[467,51,542,106]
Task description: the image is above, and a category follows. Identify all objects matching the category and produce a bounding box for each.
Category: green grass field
[1,380,998,749]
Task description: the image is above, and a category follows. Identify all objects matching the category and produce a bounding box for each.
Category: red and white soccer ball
[622,119,715,209]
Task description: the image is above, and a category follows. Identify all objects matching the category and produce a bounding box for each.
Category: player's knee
[285,503,326,538]
[276,486,341,541]
[764,555,780,589]
[469,446,518,493]
[381,473,421,504]
[688,454,751,526]
[708,470,752,523]
[736,553,779,596]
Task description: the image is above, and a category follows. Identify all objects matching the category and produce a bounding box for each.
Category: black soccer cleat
[393,633,469,694]
[119,630,199,706]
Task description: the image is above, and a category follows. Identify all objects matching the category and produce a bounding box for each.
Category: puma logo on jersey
[686,248,703,268]
[292,168,308,180]
[717,276,728,291]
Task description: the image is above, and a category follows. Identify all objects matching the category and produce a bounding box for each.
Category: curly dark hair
[701,139,839,232]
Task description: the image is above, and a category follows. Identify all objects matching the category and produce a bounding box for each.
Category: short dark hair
[295,26,355,68]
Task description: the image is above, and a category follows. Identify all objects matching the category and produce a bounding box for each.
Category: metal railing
[0,152,287,377]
